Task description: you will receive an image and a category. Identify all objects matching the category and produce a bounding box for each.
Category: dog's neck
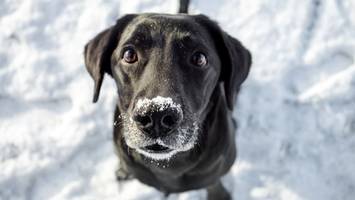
[196,83,236,157]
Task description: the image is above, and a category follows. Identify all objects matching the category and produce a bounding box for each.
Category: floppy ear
[194,15,252,110]
[84,14,136,103]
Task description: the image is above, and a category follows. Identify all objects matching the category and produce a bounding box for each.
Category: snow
[134,96,182,115]
[0,0,354,200]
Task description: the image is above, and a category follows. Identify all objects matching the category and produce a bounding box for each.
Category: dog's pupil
[192,52,207,66]
[123,49,137,63]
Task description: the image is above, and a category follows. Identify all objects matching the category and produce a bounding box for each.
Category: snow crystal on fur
[135,96,182,116]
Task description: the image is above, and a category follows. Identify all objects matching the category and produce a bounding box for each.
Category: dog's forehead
[121,14,212,43]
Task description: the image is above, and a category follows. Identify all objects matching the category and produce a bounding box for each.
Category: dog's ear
[194,15,252,110]
[84,14,136,103]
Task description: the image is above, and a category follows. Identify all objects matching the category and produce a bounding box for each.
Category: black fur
[84,9,251,200]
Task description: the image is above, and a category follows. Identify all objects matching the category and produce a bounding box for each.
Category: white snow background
[1,0,355,199]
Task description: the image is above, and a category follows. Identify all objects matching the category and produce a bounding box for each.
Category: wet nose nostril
[134,115,152,128]
[133,106,182,136]
[161,114,178,128]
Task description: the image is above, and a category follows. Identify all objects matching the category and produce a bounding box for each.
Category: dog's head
[84,14,251,160]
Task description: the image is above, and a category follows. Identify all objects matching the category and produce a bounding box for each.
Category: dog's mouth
[141,143,172,153]
[121,104,200,160]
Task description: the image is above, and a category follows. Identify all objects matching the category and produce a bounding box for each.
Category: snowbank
[1,0,354,199]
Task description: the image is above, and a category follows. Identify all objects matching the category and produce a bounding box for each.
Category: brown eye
[122,48,138,63]
[191,52,207,67]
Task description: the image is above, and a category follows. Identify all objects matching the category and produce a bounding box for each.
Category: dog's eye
[122,48,138,63]
[191,52,207,67]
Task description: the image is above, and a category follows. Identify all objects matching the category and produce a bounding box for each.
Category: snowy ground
[1,0,355,199]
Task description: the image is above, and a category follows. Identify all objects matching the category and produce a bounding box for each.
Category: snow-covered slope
[1,0,354,199]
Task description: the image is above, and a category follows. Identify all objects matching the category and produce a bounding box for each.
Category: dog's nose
[133,108,182,137]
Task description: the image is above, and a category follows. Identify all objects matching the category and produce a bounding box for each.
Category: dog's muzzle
[121,96,199,160]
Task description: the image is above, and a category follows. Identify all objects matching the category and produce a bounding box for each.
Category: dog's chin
[126,137,196,160]
[122,116,200,160]
[130,137,197,161]
[124,126,199,161]
[136,145,179,160]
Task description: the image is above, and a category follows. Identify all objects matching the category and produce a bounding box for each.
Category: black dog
[84,0,251,199]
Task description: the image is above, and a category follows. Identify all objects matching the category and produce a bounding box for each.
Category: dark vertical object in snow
[178,0,190,14]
